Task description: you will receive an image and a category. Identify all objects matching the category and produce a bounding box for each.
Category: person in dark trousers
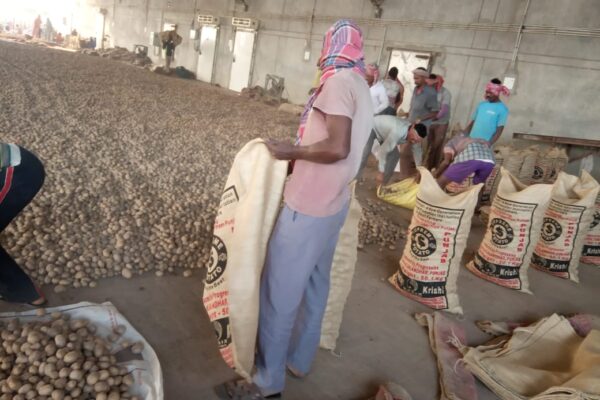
[0,144,46,305]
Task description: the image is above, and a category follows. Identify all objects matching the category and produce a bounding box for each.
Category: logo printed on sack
[410,226,437,257]
[490,218,514,245]
[212,317,232,348]
[207,235,227,284]
[541,218,562,242]
[591,211,600,229]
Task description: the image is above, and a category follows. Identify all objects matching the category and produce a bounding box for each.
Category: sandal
[215,379,282,400]
[286,365,305,379]
[28,286,47,307]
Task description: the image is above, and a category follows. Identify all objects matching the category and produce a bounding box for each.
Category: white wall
[70,0,600,176]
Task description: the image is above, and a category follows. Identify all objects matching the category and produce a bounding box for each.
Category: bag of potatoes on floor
[582,192,600,265]
[320,183,362,350]
[466,169,552,293]
[202,139,287,380]
[377,177,419,210]
[389,167,481,314]
[531,171,599,282]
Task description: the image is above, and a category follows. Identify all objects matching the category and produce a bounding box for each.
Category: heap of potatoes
[0,311,142,400]
[0,40,406,291]
[359,200,407,250]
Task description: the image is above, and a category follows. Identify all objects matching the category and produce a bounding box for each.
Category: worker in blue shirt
[466,78,510,145]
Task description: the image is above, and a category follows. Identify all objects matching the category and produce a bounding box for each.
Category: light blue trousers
[253,203,349,395]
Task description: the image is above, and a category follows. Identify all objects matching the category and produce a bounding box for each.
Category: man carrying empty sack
[433,132,495,191]
[216,19,373,399]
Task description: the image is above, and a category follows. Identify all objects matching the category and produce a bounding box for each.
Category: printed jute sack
[581,192,600,265]
[517,148,537,184]
[481,146,509,205]
[531,171,600,282]
[502,148,524,177]
[320,183,362,350]
[377,177,419,210]
[544,147,569,183]
[466,169,553,292]
[389,167,482,314]
[531,148,554,184]
[202,139,287,379]
[446,175,473,194]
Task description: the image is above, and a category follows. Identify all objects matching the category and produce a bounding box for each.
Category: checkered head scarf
[296,19,366,144]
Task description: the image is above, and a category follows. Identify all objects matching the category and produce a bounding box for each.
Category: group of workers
[0,15,510,400]
[217,18,510,399]
[359,61,509,191]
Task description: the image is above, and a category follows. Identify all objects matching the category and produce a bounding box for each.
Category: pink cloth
[485,82,510,97]
[296,19,366,144]
[284,69,373,217]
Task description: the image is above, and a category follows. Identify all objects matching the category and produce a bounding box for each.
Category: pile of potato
[0,311,140,400]
[359,200,407,250]
[0,41,405,291]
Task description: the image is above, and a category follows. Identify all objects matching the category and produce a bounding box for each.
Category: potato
[0,317,135,398]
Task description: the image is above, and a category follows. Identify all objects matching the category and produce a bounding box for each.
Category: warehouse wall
[74,0,600,172]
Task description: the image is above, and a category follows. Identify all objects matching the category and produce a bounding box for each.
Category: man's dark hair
[429,73,437,79]
[490,78,502,84]
[414,123,427,138]
[388,67,399,79]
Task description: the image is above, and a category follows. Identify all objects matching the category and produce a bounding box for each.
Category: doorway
[228,29,256,92]
[387,49,432,113]
[196,25,219,83]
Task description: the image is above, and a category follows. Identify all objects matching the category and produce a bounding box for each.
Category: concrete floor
[3,176,600,400]
[1,40,600,400]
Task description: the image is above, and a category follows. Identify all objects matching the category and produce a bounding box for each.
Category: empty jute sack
[320,183,362,350]
[202,139,287,380]
[581,192,600,266]
[389,168,482,314]
[462,314,600,400]
[531,171,599,282]
[466,169,553,292]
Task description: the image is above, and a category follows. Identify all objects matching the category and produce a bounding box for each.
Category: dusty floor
[1,40,600,400]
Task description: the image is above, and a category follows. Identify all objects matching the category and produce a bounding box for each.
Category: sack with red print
[389,167,482,314]
[466,169,552,292]
[531,171,599,282]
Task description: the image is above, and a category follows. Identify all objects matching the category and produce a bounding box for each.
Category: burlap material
[466,169,553,292]
[389,168,481,314]
[531,171,600,282]
[202,139,288,380]
[463,314,600,400]
[415,313,477,400]
[581,192,600,265]
[320,183,362,350]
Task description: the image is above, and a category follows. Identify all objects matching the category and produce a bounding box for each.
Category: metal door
[387,50,431,113]
[228,29,256,92]
[196,26,218,83]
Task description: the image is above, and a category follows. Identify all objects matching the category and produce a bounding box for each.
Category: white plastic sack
[320,183,362,350]
[202,139,287,380]
[0,301,163,400]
